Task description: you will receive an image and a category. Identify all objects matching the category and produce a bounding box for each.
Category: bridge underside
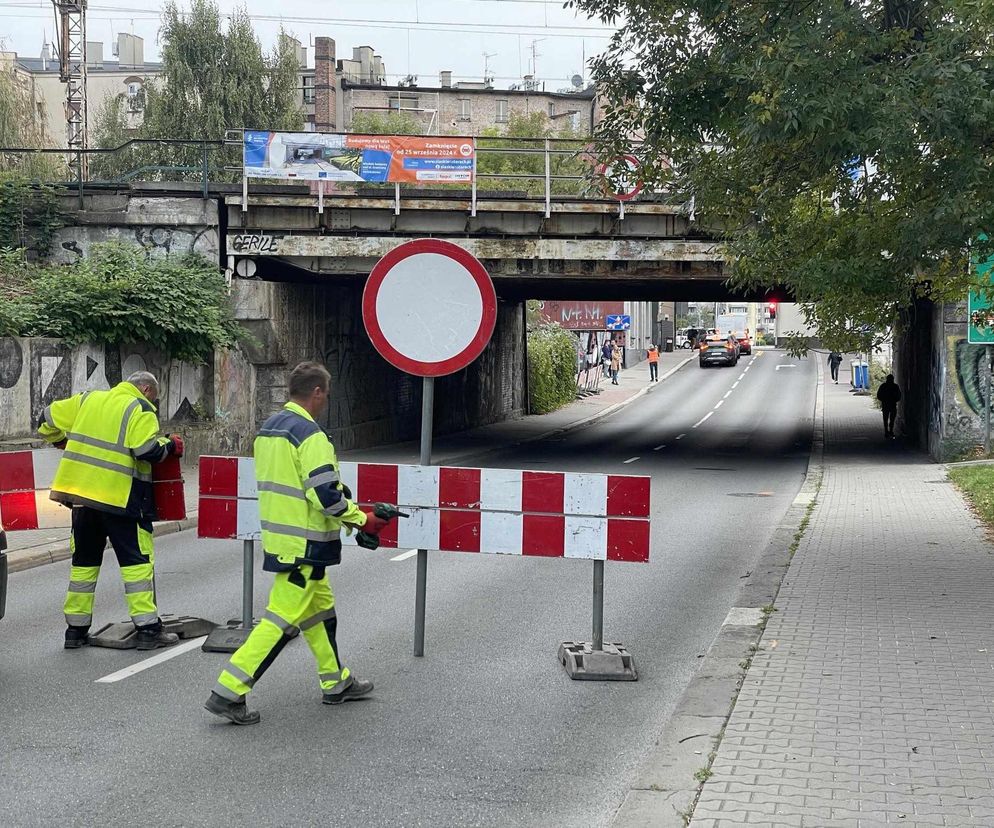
[245,254,780,301]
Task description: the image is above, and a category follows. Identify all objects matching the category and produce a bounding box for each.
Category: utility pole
[53,1,88,179]
[483,51,497,87]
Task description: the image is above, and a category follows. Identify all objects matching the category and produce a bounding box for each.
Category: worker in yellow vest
[205,361,394,725]
[38,371,184,650]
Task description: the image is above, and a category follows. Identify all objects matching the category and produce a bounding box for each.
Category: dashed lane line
[653,444,666,451]
[390,549,419,562]
[737,373,746,381]
[692,411,714,429]
[714,400,724,409]
[95,636,208,684]
[732,381,740,389]
[676,433,686,440]
[723,389,733,399]
[623,457,640,464]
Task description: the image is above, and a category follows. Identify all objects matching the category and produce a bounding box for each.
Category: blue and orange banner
[243,130,476,183]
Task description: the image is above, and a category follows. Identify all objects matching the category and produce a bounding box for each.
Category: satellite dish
[571,73,583,88]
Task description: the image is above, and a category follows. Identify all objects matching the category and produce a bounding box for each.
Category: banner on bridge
[243,131,476,183]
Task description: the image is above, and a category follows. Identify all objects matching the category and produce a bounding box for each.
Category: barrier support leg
[557,559,638,681]
[202,539,264,653]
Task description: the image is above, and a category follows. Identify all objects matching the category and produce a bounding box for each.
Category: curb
[611,361,826,827]
[435,356,695,467]
[7,514,198,574]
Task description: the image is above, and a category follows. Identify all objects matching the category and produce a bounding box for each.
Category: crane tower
[52,1,88,176]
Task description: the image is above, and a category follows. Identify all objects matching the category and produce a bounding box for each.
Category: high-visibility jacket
[254,401,366,572]
[647,347,660,363]
[38,382,172,520]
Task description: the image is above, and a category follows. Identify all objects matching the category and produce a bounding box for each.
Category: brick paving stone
[692,377,994,825]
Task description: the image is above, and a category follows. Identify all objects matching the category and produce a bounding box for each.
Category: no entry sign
[362,239,497,377]
[598,155,643,202]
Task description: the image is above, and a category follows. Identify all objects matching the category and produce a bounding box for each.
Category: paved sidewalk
[692,371,994,825]
[346,349,693,464]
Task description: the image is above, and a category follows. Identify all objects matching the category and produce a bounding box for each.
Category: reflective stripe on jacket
[38,382,170,519]
[254,401,366,572]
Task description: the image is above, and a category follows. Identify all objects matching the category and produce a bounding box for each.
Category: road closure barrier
[199,456,650,679]
[0,449,186,529]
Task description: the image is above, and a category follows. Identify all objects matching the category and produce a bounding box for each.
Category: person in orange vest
[647,342,660,382]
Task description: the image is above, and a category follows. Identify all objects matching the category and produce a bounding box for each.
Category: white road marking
[714,400,724,409]
[732,381,740,389]
[676,433,686,440]
[775,365,797,371]
[723,389,733,399]
[623,456,640,464]
[390,549,419,561]
[95,636,207,684]
[692,411,714,428]
[737,373,746,381]
[653,444,666,451]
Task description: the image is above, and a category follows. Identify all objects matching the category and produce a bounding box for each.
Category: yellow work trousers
[215,565,350,701]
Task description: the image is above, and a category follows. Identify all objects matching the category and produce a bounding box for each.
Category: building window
[458,98,471,120]
[548,101,555,117]
[302,74,315,104]
[126,81,144,113]
[389,92,419,112]
[496,99,508,123]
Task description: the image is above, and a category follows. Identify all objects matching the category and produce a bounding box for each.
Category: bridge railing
[0,135,678,212]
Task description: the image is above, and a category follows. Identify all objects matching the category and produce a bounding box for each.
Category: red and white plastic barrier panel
[198,457,651,563]
[0,450,186,530]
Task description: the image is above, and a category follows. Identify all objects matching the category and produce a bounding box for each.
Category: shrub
[0,242,242,363]
[528,323,578,414]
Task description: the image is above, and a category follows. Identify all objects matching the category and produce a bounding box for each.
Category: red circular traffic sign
[362,239,497,377]
[598,154,643,201]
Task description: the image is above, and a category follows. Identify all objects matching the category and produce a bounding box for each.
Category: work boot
[135,626,180,650]
[322,676,374,705]
[204,692,260,725]
[64,626,90,649]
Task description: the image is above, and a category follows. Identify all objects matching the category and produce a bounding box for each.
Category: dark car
[699,334,740,367]
[735,330,753,355]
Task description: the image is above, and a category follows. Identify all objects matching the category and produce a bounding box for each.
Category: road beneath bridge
[0,350,815,826]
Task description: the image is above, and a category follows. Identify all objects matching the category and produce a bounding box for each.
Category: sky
[0,0,619,90]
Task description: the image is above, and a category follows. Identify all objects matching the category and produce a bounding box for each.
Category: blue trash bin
[850,360,869,390]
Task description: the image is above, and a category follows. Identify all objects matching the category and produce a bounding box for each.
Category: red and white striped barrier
[0,450,186,530]
[198,457,651,562]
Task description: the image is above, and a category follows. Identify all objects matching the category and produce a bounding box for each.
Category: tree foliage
[0,242,242,363]
[573,0,994,350]
[0,68,61,179]
[528,323,578,413]
[349,111,423,135]
[92,0,302,179]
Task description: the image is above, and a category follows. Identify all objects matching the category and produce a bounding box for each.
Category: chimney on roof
[86,41,103,69]
[41,40,51,71]
[314,37,337,132]
[439,70,452,88]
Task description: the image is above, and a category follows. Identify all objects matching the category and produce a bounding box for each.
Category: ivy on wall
[527,323,578,414]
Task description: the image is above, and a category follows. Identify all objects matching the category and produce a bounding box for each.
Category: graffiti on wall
[0,337,209,439]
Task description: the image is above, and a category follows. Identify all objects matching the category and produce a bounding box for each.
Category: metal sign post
[202,538,259,653]
[362,238,497,657]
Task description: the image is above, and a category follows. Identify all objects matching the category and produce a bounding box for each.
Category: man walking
[828,351,843,383]
[38,371,184,650]
[205,362,391,726]
[876,374,902,439]
[647,342,660,382]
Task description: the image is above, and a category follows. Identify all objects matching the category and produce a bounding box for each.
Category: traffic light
[768,301,777,320]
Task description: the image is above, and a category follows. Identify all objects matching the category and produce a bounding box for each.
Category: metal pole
[242,538,254,630]
[592,559,604,651]
[414,376,435,657]
[201,142,209,199]
[544,138,551,218]
[986,346,992,454]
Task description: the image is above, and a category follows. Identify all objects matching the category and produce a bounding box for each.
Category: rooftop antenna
[529,38,545,77]
[483,51,496,87]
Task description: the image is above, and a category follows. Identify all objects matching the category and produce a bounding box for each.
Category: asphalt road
[0,349,816,827]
